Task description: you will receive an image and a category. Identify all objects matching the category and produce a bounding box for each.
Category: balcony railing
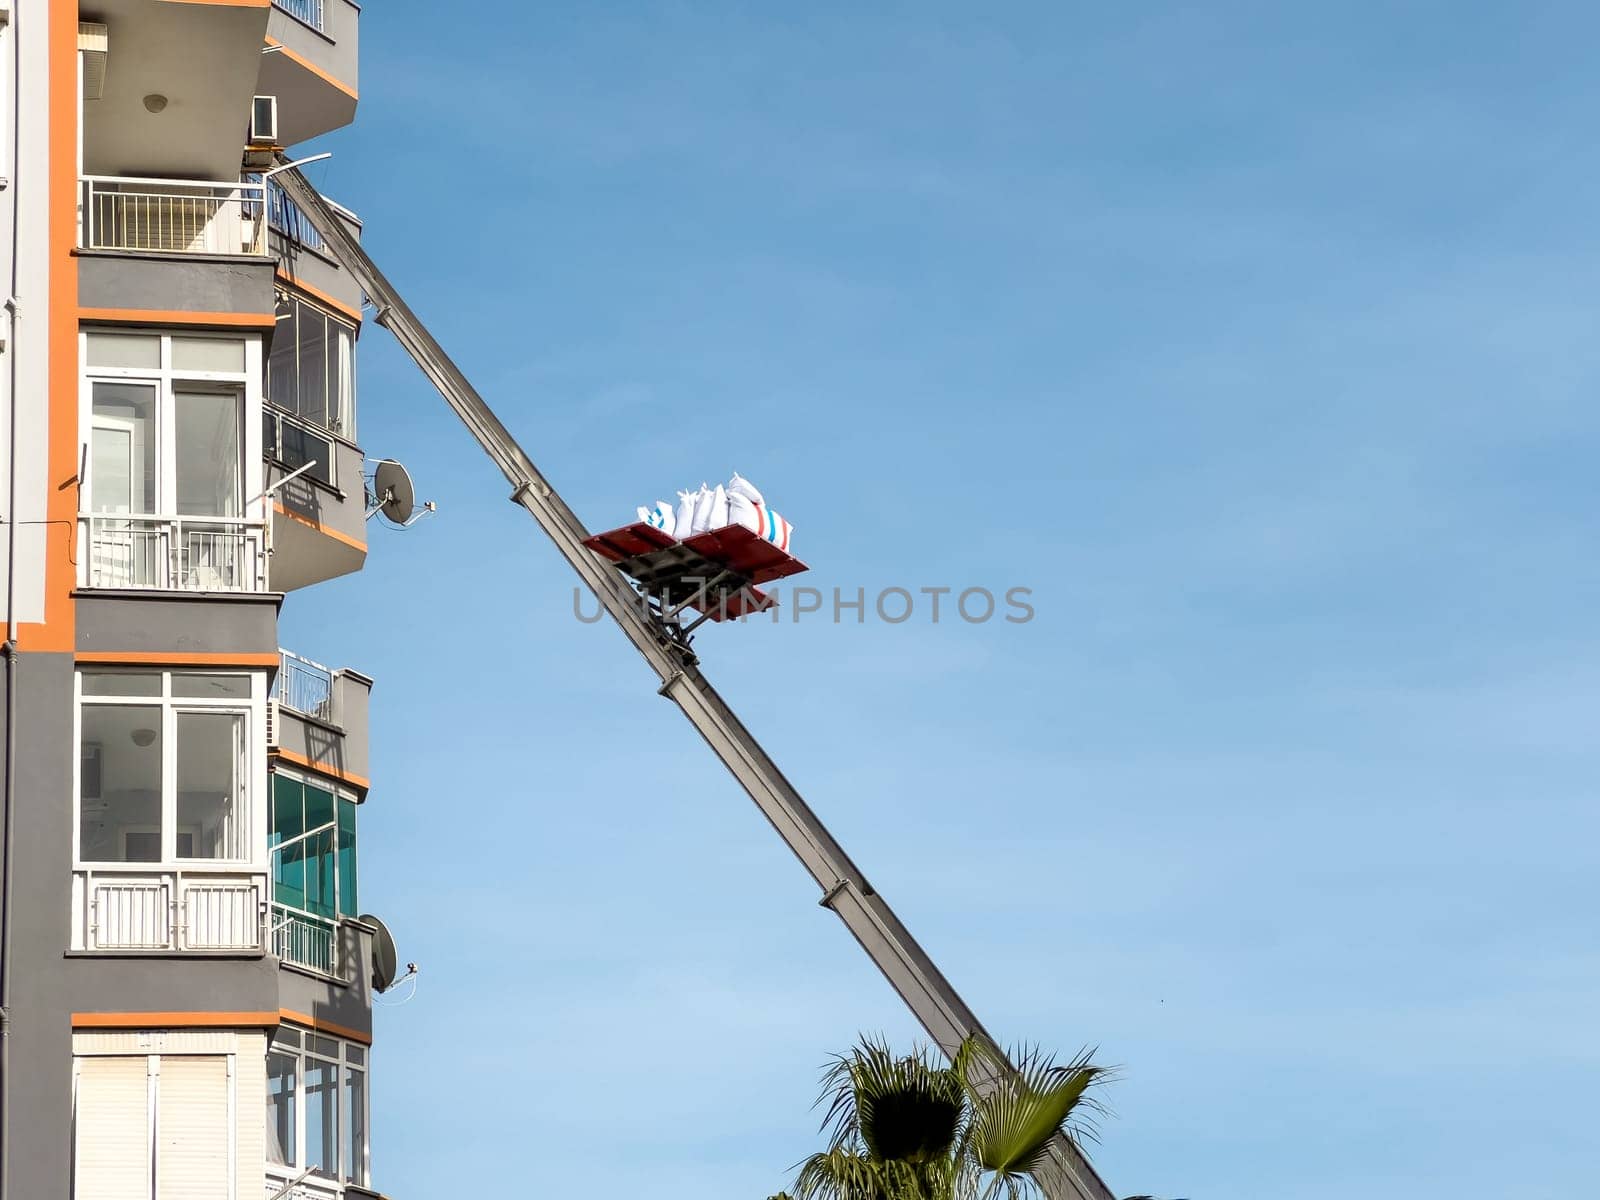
[272,0,325,32]
[81,175,268,256]
[73,868,266,952]
[271,904,338,975]
[266,179,326,252]
[276,650,336,722]
[80,514,268,593]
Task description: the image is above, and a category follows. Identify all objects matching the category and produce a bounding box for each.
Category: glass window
[175,711,247,860]
[268,1027,369,1184]
[171,336,245,373]
[78,669,261,867]
[171,674,251,699]
[174,391,243,519]
[81,671,162,697]
[336,798,358,917]
[277,418,334,488]
[90,382,158,515]
[342,1066,366,1184]
[304,1057,338,1178]
[86,331,160,369]
[267,1050,297,1166]
[267,294,356,440]
[79,703,162,863]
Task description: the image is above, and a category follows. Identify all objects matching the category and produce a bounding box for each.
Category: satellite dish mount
[365,459,435,528]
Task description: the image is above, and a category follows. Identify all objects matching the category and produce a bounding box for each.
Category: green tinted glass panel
[305,828,336,919]
[274,840,307,909]
[336,798,358,917]
[271,776,304,844]
[304,783,335,834]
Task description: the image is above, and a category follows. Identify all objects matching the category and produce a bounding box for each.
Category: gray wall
[276,666,370,787]
[76,593,281,657]
[272,214,365,318]
[78,251,276,316]
[270,438,368,548]
[277,919,374,1037]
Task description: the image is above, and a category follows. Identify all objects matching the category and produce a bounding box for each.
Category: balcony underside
[83,0,270,180]
[269,503,367,592]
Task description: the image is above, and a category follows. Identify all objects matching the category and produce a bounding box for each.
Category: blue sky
[281,3,1599,1196]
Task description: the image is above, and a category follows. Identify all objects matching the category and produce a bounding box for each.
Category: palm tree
[771,1035,1107,1200]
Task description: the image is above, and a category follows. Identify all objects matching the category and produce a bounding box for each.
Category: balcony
[271,904,337,975]
[80,176,269,257]
[263,0,360,145]
[271,649,372,790]
[70,867,267,952]
[78,514,269,593]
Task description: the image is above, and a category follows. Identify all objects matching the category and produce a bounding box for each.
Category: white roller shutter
[75,1055,151,1200]
[155,1056,230,1200]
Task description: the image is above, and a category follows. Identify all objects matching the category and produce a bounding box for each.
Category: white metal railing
[271,904,338,975]
[80,175,268,256]
[276,651,336,722]
[74,868,266,952]
[265,1166,341,1200]
[80,514,268,592]
[271,0,325,32]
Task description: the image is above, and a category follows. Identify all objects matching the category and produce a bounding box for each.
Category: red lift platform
[582,522,809,626]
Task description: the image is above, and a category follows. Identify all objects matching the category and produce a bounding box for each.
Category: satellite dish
[362,913,400,992]
[370,460,415,525]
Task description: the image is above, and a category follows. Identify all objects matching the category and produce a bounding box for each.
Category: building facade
[0,2,392,1197]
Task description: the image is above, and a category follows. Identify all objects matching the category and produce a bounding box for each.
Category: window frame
[78,329,264,522]
[267,291,358,443]
[267,1024,370,1186]
[270,767,359,921]
[74,669,268,871]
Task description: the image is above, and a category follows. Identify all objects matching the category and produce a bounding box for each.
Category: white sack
[728,491,761,532]
[653,500,676,536]
[759,505,794,552]
[673,489,698,536]
[690,484,716,534]
[709,484,730,530]
[636,505,653,525]
[727,471,764,506]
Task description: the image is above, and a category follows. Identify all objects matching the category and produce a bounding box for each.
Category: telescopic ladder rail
[272,165,1113,1200]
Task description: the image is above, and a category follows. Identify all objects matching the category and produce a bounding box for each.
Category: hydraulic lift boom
[273,165,1114,1200]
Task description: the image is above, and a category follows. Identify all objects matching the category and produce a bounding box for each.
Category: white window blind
[75,1056,151,1200]
[155,1056,230,1200]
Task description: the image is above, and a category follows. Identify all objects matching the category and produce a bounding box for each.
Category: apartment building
[0,2,396,1198]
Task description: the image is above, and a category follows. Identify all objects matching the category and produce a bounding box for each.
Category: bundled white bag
[709,483,730,530]
[759,504,793,552]
[673,489,698,537]
[727,471,764,506]
[690,484,717,534]
[728,491,761,532]
[636,500,676,536]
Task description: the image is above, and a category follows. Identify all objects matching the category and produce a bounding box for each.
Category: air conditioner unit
[265,699,280,750]
[249,95,279,146]
[78,23,109,101]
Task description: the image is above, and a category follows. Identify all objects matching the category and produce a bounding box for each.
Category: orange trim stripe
[73,1011,279,1029]
[275,271,364,324]
[79,307,275,330]
[272,503,368,553]
[75,650,282,667]
[278,1008,372,1046]
[264,37,359,101]
[158,0,270,8]
[272,747,370,791]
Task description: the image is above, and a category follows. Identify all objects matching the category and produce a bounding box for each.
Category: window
[74,1050,238,1200]
[267,1025,369,1185]
[270,773,358,917]
[267,293,356,439]
[80,331,264,591]
[83,331,256,517]
[77,670,265,867]
[262,408,336,490]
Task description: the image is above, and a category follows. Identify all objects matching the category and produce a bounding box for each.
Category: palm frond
[962,1042,1108,1191]
[790,1148,899,1200]
[818,1036,966,1168]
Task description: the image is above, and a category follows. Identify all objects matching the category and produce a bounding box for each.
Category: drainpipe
[0,3,23,1199]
